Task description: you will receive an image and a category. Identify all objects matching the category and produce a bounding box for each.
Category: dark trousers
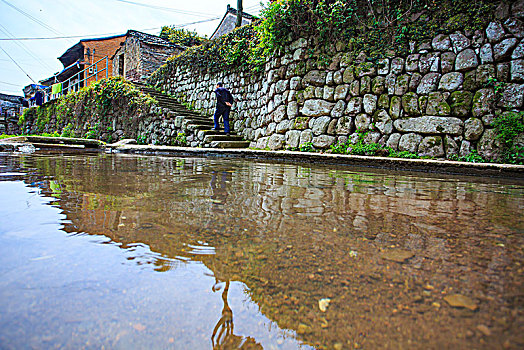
[213,106,230,133]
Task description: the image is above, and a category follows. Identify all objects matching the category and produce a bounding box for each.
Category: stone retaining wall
[150,8,524,161]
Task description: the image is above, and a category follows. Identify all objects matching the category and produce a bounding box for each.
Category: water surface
[0,151,523,349]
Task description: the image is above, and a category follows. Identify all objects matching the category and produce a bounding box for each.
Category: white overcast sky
[0,0,264,95]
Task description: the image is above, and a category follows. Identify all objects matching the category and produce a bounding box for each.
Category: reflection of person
[211,279,262,350]
[210,171,231,210]
[213,82,234,135]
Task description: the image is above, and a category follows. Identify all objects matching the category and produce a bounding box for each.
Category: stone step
[209,140,251,149]
[204,134,244,143]
[25,136,104,148]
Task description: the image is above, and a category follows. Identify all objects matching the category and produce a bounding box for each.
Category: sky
[0,0,264,96]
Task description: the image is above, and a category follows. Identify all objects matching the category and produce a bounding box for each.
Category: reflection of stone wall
[16,153,523,349]
[150,6,524,160]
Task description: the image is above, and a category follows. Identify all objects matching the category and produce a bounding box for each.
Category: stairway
[133,82,250,149]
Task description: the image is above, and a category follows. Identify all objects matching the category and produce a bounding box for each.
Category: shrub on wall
[19,77,156,141]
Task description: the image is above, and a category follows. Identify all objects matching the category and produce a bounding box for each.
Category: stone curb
[108,144,524,180]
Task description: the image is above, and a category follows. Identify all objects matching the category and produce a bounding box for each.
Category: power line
[0,24,53,71]
[0,0,67,38]
[0,80,21,86]
[0,44,35,83]
[114,0,217,18]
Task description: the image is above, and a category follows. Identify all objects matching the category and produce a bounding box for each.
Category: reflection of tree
[211,279,262,350]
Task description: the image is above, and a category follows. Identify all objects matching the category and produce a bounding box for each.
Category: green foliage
[39,131,60,138]
[493,111,524,164]
[85,122,100,139]
[159,27,205,47]
[172,132,188,146]
[299,141,315,152]
[18,77,156,142]
[137,132,148,145]
[151,0,495,84]
[330,130,421,158]
[0,134,17,139]
[61,123,75,138]
[449,149,486,163]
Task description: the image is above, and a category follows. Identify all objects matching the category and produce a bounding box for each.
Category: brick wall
[82,36,126,86]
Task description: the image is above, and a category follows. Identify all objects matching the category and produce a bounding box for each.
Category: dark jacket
[214,87,233,109]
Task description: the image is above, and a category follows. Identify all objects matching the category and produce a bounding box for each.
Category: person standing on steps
[213,82,234,136]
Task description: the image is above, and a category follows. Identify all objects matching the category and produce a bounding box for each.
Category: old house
[38,33,127,99]
[210,5,256,40]
[0,93,23,134]
[112,30,184,82]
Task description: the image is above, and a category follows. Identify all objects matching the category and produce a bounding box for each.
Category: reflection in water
[0,152,523,349]
[212,279,263,350]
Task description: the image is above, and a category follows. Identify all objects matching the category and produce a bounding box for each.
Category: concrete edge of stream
[107,144,524,180]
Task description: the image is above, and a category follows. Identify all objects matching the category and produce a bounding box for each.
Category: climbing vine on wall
[151,0,497,78]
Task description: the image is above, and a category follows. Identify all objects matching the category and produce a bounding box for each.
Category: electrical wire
[114,0,217,18]
[0,0,68,39]
[0,44,35,83]
[0,80,20,86]
[0,24,53,70]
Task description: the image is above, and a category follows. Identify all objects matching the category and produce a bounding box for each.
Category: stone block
[439,72,463,91]
[432,34,451,51]
[480,44,494,64]
[394,116,464,135]
[391,57,404,75]
[409,73,422,92]
[511,59,524,82]
[378,94,390,109]
[426,92,451,116]
[334,84,349,100]
[513,39,524,59]
[486,21,505,42]
[299,130,313,145]
[363,94,377,114]
[331,100,346,118]
[268,134,285,150]
[355,113,371,131]
[386,133,401,150]
[333,70,344,84]
[276,119,292,134]
[464,117,484,141]
[349,80,360,96]
[342,67,355,84]
[399,133,423,153]
[449,91,473,117]
[373,109,393,134]
[497,83,524,108]
[336,116,353,134]
[377,58,390,75]
[406,54,420,72]
[303,70,327,86]
[360,76,371,94]
[418,136,445,157]
[286,130,301,148]
[444,135,459,158]
[386,74,396,95]
[323,86,335,101]
[472,88,495,117]
[395,74,410,95]
[476,64,496,85]
[419,53,439,74]
[402,92,420,116]
[389,96,402,119]
[301,99,336,117]
[450,33,471,53]
[478,128,503,161]
[346,97,362,115]
[371,76,386,94]
[312,116,332,135]
[417,73,441,94]
[313,135,336,148]
[493,38,519,61]
[496,62,510,81]
[441,52,456,74]
[504,17,524,39]
[455,49,479,71]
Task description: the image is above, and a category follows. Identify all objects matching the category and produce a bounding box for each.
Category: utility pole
[236,0,243,28]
